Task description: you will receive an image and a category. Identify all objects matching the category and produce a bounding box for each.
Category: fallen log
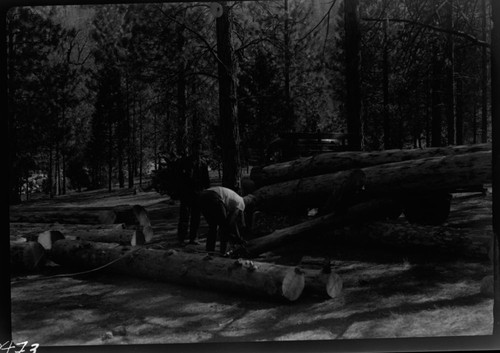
[50,240,306,302]
[251,143,491,187]
[10,241,46,272]
[335,220,491,260]
[244,169,365,213]
[66,227,153,246]
[9,205,151,226]
[245,198,402,257]
[362,151,491,196]
[9,222,126,240]
[9,209,117,224]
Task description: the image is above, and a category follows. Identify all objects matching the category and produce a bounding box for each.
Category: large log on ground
[9,205,151,226]
[251,143,491,187]
[335,220,492,260]
[245,198,402,257]
[362,151,491,196]
[50,240,306,302]
[66,227,153,246]
[244,169,365,213]
[10,241,46,272]
[9,223,126,241]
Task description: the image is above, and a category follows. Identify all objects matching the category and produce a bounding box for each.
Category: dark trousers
[199,190,244,254]
[177,192,202,243]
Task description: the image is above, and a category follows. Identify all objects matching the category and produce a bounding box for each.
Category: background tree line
[7,0,494,204]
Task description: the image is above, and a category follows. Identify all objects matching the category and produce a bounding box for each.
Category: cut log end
[281,267,305,301]
[37,230,65,251]
[132,205,151,227]
[131,226,154,246]
[325,272,343,298]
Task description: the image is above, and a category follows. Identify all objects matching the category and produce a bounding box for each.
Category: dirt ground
[9,185,495,347]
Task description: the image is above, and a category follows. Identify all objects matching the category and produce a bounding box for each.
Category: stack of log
[244,143,492,259]
[9,204,153,273]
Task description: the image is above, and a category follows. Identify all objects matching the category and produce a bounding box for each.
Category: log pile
[9,204,154,273]
[245,144,492,259]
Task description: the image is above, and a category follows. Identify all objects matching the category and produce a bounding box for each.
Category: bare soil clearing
[10,187,494,345]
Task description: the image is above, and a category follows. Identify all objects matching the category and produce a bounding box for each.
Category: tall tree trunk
[139,98,143,187]
[176,21,187,156]
[55,142,60,196]
[7,17,20,205]
[126,74,134,188]
[445,0,455,145]
[284,0,294,131]
[431,49,442,147]
[383,16,391,149]
[482,0,489,143]
[48,146,54,199]
[490,0,500,335]
[455,55,464,145]
[216,2,241,191]
[344,0,362,151]
[108,112,113,193]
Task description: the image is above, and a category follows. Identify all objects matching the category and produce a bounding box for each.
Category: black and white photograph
[3,0,500,351]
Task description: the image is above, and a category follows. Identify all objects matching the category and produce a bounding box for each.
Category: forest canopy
[6,0,493,204]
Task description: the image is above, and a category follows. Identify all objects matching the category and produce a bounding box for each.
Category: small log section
[251,143,491,187]
[246,198,402,257]
[245,169,365,213]
[51,240,307,302]
[10,241,46,272]
[9,205,151,226]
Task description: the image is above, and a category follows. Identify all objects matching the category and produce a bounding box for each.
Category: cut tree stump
[50,240,306,302]
[244,169,365,213]
[251,143,491,187]
[9,205,151,226]
[245,198,402,257]
[10,241,46,272]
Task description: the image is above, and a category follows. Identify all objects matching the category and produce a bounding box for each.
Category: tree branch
[361,17,490,48]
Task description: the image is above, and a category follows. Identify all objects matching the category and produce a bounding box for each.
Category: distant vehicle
[265,131,348,164]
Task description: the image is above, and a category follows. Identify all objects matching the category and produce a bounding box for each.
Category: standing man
[199,186,247,255]
[176,154,210,246]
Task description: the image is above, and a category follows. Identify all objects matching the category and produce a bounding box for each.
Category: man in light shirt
[199,186,248,255]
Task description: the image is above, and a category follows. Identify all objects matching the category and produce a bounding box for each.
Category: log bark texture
[246,198,402,257]
[67,227,153,246]
[336,220,491,260]
[9,223,126,240]
[362,151,491,196]
[9,205,150,226]
[250,143,490,187]
[10,241,46,272]
[50,240,307,302]
[246,169,365,213]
